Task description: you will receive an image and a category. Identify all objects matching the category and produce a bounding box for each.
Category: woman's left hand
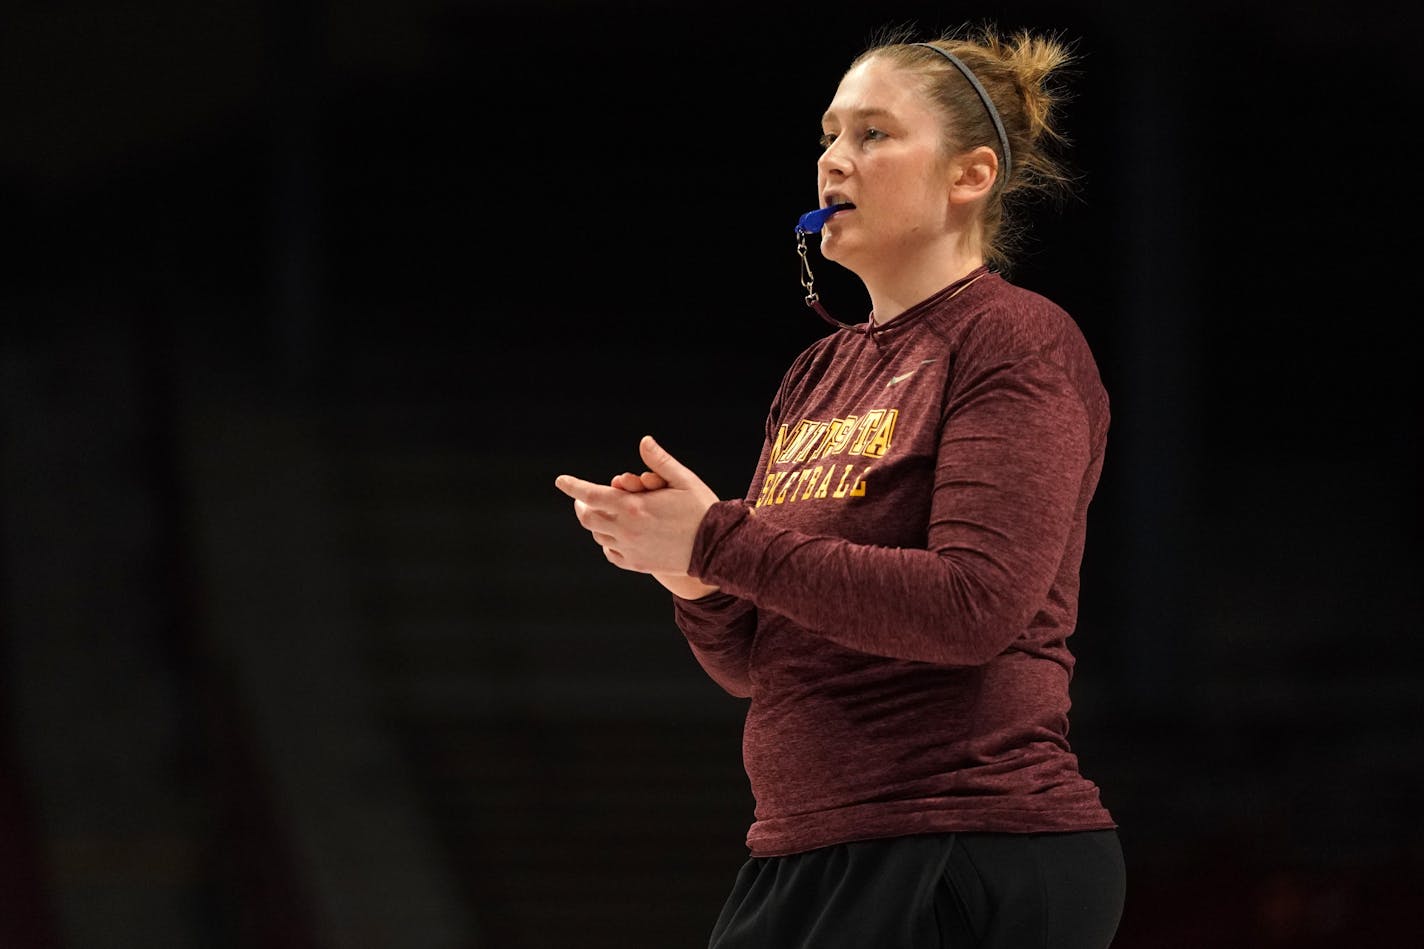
[555,435,720,577]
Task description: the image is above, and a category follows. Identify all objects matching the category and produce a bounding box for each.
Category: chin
[819,234,861,269]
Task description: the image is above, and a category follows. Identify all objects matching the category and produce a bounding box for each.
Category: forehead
[821,58,933,126]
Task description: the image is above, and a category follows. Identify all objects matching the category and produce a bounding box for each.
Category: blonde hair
[851,22,1080,273]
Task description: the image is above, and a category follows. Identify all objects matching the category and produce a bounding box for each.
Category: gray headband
[912,43,1012,184]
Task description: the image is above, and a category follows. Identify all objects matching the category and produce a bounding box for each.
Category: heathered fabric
[673,268,1117,857]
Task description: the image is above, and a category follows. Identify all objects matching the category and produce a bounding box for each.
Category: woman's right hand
[610,469,723,600]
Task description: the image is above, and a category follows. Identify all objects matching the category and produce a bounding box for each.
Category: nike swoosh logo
[886,359,937,388]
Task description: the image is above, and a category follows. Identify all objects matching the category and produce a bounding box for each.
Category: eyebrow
[820,106,896,126]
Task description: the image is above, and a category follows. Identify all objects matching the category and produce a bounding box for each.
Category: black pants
[708,830,1125,949]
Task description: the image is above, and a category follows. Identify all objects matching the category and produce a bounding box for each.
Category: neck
[863,238,985,326]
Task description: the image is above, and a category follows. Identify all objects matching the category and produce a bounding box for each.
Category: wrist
[656,573,721,600]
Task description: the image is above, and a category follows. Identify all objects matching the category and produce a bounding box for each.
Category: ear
[946,144,1000,206]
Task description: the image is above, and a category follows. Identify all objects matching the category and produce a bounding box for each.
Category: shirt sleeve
[671,591,757,698]
[687,346,1093,667]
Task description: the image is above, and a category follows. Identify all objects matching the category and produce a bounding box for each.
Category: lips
[823,201,855,226]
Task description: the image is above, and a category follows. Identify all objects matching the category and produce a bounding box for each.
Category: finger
[555,475,627,512]
[603,545,650,575]
[638,435,695,487]
[573,498,618,529]
[638,470,668,491]
[611,472,647,493]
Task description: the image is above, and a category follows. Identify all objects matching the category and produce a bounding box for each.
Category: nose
[817,137,851,179]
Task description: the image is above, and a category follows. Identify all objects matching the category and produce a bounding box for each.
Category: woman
[555,23,1125,949]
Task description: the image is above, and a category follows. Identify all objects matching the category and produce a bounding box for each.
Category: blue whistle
[796,203,855,234]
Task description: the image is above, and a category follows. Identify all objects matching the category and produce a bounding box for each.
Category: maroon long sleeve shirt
[673,269,1117,857]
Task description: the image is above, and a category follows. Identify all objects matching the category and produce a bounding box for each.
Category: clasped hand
[554,435,719,579]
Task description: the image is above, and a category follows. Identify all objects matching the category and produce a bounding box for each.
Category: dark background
[2,1,1420,947]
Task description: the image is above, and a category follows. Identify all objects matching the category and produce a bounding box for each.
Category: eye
[819,127,886,149]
